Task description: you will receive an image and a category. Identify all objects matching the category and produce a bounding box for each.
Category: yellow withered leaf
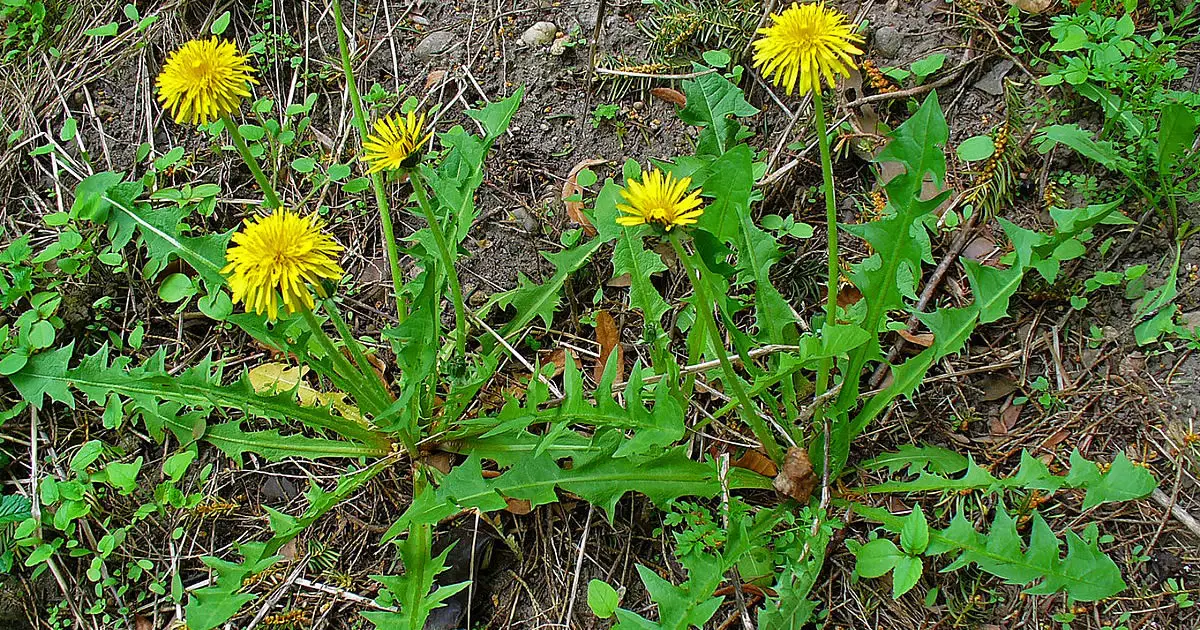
[247,362,364,424]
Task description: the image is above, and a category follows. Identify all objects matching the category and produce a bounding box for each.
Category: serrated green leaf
[854,504,1126,601]
[860,443,969,476]
[488,236,603,341]
[677,71,758,157]
[14,345,390,454]
[8,344,75,409]
[1081,453,1157,509]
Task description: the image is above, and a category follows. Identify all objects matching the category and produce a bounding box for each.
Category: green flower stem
[300,308,388,414]
[410,173,468,359]
[323,298,393,405]
[811,88,839,425]
[220,114,282,210]
[670,231,784,465]
[331,0,408,323]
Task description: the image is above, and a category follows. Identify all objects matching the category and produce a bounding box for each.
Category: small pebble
[520,21,558,46]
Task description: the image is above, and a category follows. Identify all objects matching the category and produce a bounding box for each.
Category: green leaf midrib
[108,194,224,277]
[32,365,388,448]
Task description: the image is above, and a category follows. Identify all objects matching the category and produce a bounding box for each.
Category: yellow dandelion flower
[157,38,258,126]
[752,2,863,96]
[616,168,704,231]
[361,110,433,173]
[222,210,344,321]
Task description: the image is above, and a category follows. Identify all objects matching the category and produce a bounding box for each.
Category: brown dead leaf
[977,375,1019,402]
[423,452,454,474]
[543,348,579,378]
[562,158,607,237]
[134,616,153,630]
[773,447,818,502]
[991,401,1023,436]
[593,310,625,382]
[732,449,778,478]
[279,539,299,563]
[837,285,863,308]
[650,87,686,107]
[897,329,935,347]
[505,497,533,515]
[963,236,997,262]
[424,70,448,91]
[607,273,632,287]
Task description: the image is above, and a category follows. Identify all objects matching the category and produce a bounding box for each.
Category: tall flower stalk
[356,104,468,360]
[156,37,283,209]
[752,2,863,428]
[669,232,784,465]
[331,0,407,322]
[615,167,784,463]
[222,210,394,417]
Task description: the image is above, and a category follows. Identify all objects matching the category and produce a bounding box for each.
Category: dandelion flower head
[615,168,704,231]
[752,2,863,96]
[157,38,258,125]
[361,110,433,173]
[222,210,344,321]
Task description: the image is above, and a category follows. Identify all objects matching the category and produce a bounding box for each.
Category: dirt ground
[2,0,1200,628]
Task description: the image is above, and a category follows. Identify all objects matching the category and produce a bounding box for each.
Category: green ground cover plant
[3,0,1196,627]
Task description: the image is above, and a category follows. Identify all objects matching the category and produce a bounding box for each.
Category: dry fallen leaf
[134,616,153,630]
[977,375,1019,402]
[991,400,1023,436]
[248,362,364,423]
[423,452,454,474]
[963,236,997,262]
[731,449,778,478]
[897,329,935,347]
[606,273,632,288]
[505,497,533,515]
[773,447,818,502]
[837,285,864,308]
[562,158,607,237]
[593,310,625,382]
[424,70,448,91]
[543,348,579,378]
[279,539,299,563]
[650,87,686,107]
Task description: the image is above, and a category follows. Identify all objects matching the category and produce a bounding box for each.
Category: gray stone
[873,26,903,59]
[414,31,455,61]
[1182,310,1200,331]
[973,60,1015,96]
[520,21,558,47]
